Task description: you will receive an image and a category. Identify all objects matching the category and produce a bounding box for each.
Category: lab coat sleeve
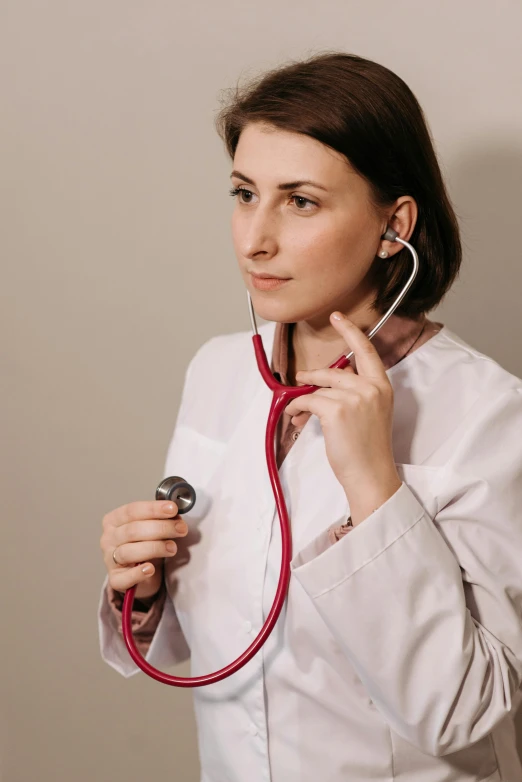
[104,579,168,656]
[97,342,208,678]
[290,385,522,757]
[98,572,190,678]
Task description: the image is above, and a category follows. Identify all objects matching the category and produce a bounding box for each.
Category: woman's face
[230,122,389,329]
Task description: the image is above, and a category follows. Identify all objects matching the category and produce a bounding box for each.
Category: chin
[248,296,295,322]
[257,310,308,328]
[249,283,330,324]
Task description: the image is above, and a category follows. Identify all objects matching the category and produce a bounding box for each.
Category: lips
[250,274,291,291]
[250,273,290,280]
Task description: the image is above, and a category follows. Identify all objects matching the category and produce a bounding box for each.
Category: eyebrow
[230,170,328,192]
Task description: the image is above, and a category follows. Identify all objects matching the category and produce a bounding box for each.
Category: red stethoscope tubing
[121,335,352,687]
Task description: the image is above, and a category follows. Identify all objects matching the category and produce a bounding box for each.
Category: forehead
[233,122,353,183]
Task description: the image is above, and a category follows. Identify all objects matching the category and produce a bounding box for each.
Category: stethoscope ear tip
[382,227,398,242]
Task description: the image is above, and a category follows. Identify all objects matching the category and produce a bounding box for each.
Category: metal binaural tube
[246,226,416,346]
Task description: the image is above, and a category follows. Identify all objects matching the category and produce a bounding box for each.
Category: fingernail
[142,564,154,575]
[166,541,177,552]
[175,521,186,533]
[331,312,343,321]
[163,503,175,514]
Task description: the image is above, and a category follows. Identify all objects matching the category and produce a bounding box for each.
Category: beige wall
[2,1,522,780]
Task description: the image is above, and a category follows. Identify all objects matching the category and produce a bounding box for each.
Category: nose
[237,201,279,261]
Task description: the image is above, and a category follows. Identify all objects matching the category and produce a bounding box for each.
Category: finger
[108,500,179,529]
[330,312,387,380]
[295,367,358,391]
[285,391,340,422]
[111,539,179,568]
[109,562,160,592]
[115,518,188,546]
[289,412,309,427]
[285,386,342,418]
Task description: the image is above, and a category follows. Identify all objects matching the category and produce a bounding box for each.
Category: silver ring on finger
[112,546,122,566]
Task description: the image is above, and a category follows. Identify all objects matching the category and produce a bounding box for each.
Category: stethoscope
[121,226,419,687]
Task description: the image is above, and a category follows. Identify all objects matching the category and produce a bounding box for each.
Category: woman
[98,52,522,781]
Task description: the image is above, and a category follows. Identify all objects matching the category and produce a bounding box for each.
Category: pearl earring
[379,250,389,258]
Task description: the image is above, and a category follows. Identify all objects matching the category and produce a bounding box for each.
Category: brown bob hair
[214,51,462,319]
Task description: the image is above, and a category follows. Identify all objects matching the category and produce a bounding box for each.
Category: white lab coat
[98,320,522,782]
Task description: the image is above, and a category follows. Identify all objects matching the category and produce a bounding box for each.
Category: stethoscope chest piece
[156,476,196,514]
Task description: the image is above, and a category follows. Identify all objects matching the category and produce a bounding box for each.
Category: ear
[381,196,418,258]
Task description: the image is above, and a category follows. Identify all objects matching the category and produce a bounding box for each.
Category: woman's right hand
[100,500,188,600]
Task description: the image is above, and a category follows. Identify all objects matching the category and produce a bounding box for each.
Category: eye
[229,186,255,204]
[291,195,317,211]
[228,186,318,211]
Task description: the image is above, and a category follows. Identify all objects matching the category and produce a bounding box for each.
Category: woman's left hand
[285,312,402,522]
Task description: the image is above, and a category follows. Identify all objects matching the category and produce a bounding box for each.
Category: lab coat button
[243,620,252,633]
[248,722,258,736]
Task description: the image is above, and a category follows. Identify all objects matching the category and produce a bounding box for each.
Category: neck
[288,302,381,383]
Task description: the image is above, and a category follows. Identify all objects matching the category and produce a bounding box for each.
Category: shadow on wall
[445,139,522,758]
[442,139,522,380]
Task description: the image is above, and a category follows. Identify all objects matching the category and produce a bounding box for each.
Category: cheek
[291,218,369,278]
[287,221,340,268]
